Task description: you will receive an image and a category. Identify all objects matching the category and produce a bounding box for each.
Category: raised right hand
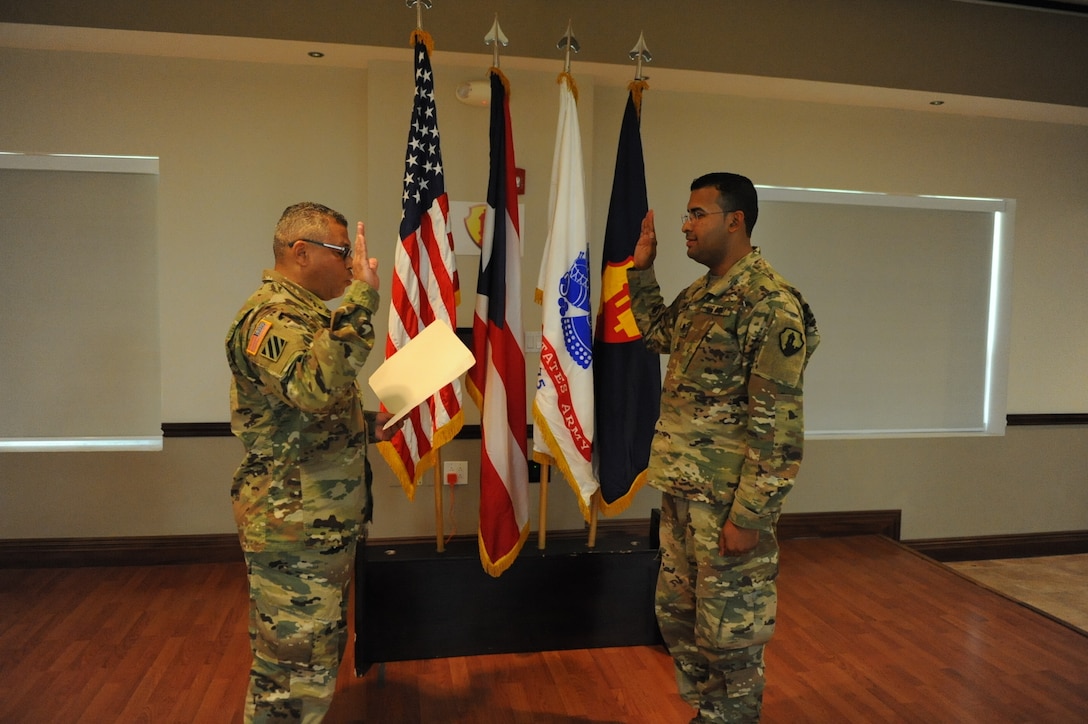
[352,221,380,290]
[632,210,657,270]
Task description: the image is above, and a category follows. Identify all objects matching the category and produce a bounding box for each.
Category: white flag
[532,73,599,520]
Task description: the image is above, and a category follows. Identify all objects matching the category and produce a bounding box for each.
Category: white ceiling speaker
[455,79,490,107]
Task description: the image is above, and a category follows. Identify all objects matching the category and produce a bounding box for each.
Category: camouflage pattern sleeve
[627,267,678,355]
[729,296,810,532]
[246,281,378,414]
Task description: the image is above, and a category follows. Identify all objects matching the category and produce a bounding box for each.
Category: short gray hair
[273,202,348,259]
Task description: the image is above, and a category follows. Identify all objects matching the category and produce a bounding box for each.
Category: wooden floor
[1,536,1086,723]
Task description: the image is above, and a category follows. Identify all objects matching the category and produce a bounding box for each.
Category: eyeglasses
[681,209,732,225]
[296,238,352,260]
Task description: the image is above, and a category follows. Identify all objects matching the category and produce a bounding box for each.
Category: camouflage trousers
[242,543,356,723]
[656,493,779,723]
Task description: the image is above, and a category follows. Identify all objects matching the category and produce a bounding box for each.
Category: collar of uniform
[700,247,764,297]
[260,269,331,317]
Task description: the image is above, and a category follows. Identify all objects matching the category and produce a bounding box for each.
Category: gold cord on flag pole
[537,461,550,549]
[407,1,434,52]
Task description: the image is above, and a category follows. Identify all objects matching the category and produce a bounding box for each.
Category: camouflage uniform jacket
[225,269,379,553]
[627,248,819,532]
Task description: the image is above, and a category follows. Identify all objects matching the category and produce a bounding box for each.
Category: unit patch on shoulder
[779,327,804,357]
[260,333,287,362]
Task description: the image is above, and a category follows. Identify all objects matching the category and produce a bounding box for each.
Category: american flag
[467,68,529,577]
[377,31,463,499]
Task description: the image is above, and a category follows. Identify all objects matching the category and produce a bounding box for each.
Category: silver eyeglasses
[681,209,730,225]
[297,238,352,260]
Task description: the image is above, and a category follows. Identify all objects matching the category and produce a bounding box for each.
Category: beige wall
[0,37,1085,542]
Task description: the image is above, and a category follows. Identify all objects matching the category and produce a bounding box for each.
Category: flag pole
[629,31,652,82]
[415,0,442,559]
[537,461,550,549]
[587,491,599,548]
[409,0,431,31]
[485,14,508,69]
[433,451,445,552]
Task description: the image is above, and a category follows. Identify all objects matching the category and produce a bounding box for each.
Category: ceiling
[954,0,1088,13]
[2,1,1086,124]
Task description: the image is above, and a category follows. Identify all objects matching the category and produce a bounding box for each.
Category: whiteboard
[753,186,1013,438]
[0,154,161,451]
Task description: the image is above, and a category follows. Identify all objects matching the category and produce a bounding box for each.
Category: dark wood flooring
[1,535,1086,722]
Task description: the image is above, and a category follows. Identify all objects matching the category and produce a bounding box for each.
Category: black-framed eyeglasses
[681,209,732,225]
[296,238,352,260]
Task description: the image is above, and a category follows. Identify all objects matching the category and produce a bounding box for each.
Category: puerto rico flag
[467,68,530,577]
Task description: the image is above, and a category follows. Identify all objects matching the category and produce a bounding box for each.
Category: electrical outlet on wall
[443,460,468,486]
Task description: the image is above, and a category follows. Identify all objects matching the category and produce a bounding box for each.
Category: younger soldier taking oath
[627,173,819,723]
[225,202,397,723]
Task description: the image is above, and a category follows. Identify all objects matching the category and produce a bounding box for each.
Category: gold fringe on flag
[479,522,530,578]
[628,78,650,117]
[488,67,511,98]
[376,406,465,502]
[597,468,649,517]
[557,71,579,104]
[409,28,435,54]
[531,409,595,524]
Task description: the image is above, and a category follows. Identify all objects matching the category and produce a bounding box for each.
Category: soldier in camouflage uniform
[225,202,396,723]
[627,173,819,722]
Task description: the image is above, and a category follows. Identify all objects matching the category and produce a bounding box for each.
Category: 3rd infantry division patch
[260,333,287,362]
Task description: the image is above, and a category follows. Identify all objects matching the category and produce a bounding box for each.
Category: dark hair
[690,172,758,236]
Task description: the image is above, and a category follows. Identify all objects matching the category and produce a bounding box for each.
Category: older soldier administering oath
[628,173,819,722]
[226,202,396,722]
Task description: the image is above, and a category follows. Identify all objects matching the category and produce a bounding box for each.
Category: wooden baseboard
[0,510,898,568]
[4,511,1082,568]
[777,509,901,541]
[0,533,243,569]
[904,529,1088,562]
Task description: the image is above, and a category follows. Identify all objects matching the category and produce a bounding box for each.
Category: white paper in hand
[368,319,475,430]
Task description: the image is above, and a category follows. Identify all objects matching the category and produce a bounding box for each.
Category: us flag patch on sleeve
[245,319,272,356]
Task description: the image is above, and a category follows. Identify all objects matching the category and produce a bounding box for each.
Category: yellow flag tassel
[628,79,650,117]
[409,28,435,55]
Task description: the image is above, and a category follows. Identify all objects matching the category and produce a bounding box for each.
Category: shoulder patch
[260,333,288,362]
[245,319,273,356]
[779,327,804,357]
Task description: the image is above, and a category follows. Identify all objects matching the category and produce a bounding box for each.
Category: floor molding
[905,529,1088,562]
[0,533,243,568]
[0,509,903,568]
[4,511,1083,568]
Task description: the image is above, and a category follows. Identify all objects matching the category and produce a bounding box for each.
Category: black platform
[355,522,662,672]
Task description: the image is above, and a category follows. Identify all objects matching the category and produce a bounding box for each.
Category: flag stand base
[355,516,661,674]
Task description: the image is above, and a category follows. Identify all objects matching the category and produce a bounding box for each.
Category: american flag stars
[401,58,444,211]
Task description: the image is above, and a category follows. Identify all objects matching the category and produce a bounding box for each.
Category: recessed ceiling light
[308,51,325,58]
[930,100,945,106]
